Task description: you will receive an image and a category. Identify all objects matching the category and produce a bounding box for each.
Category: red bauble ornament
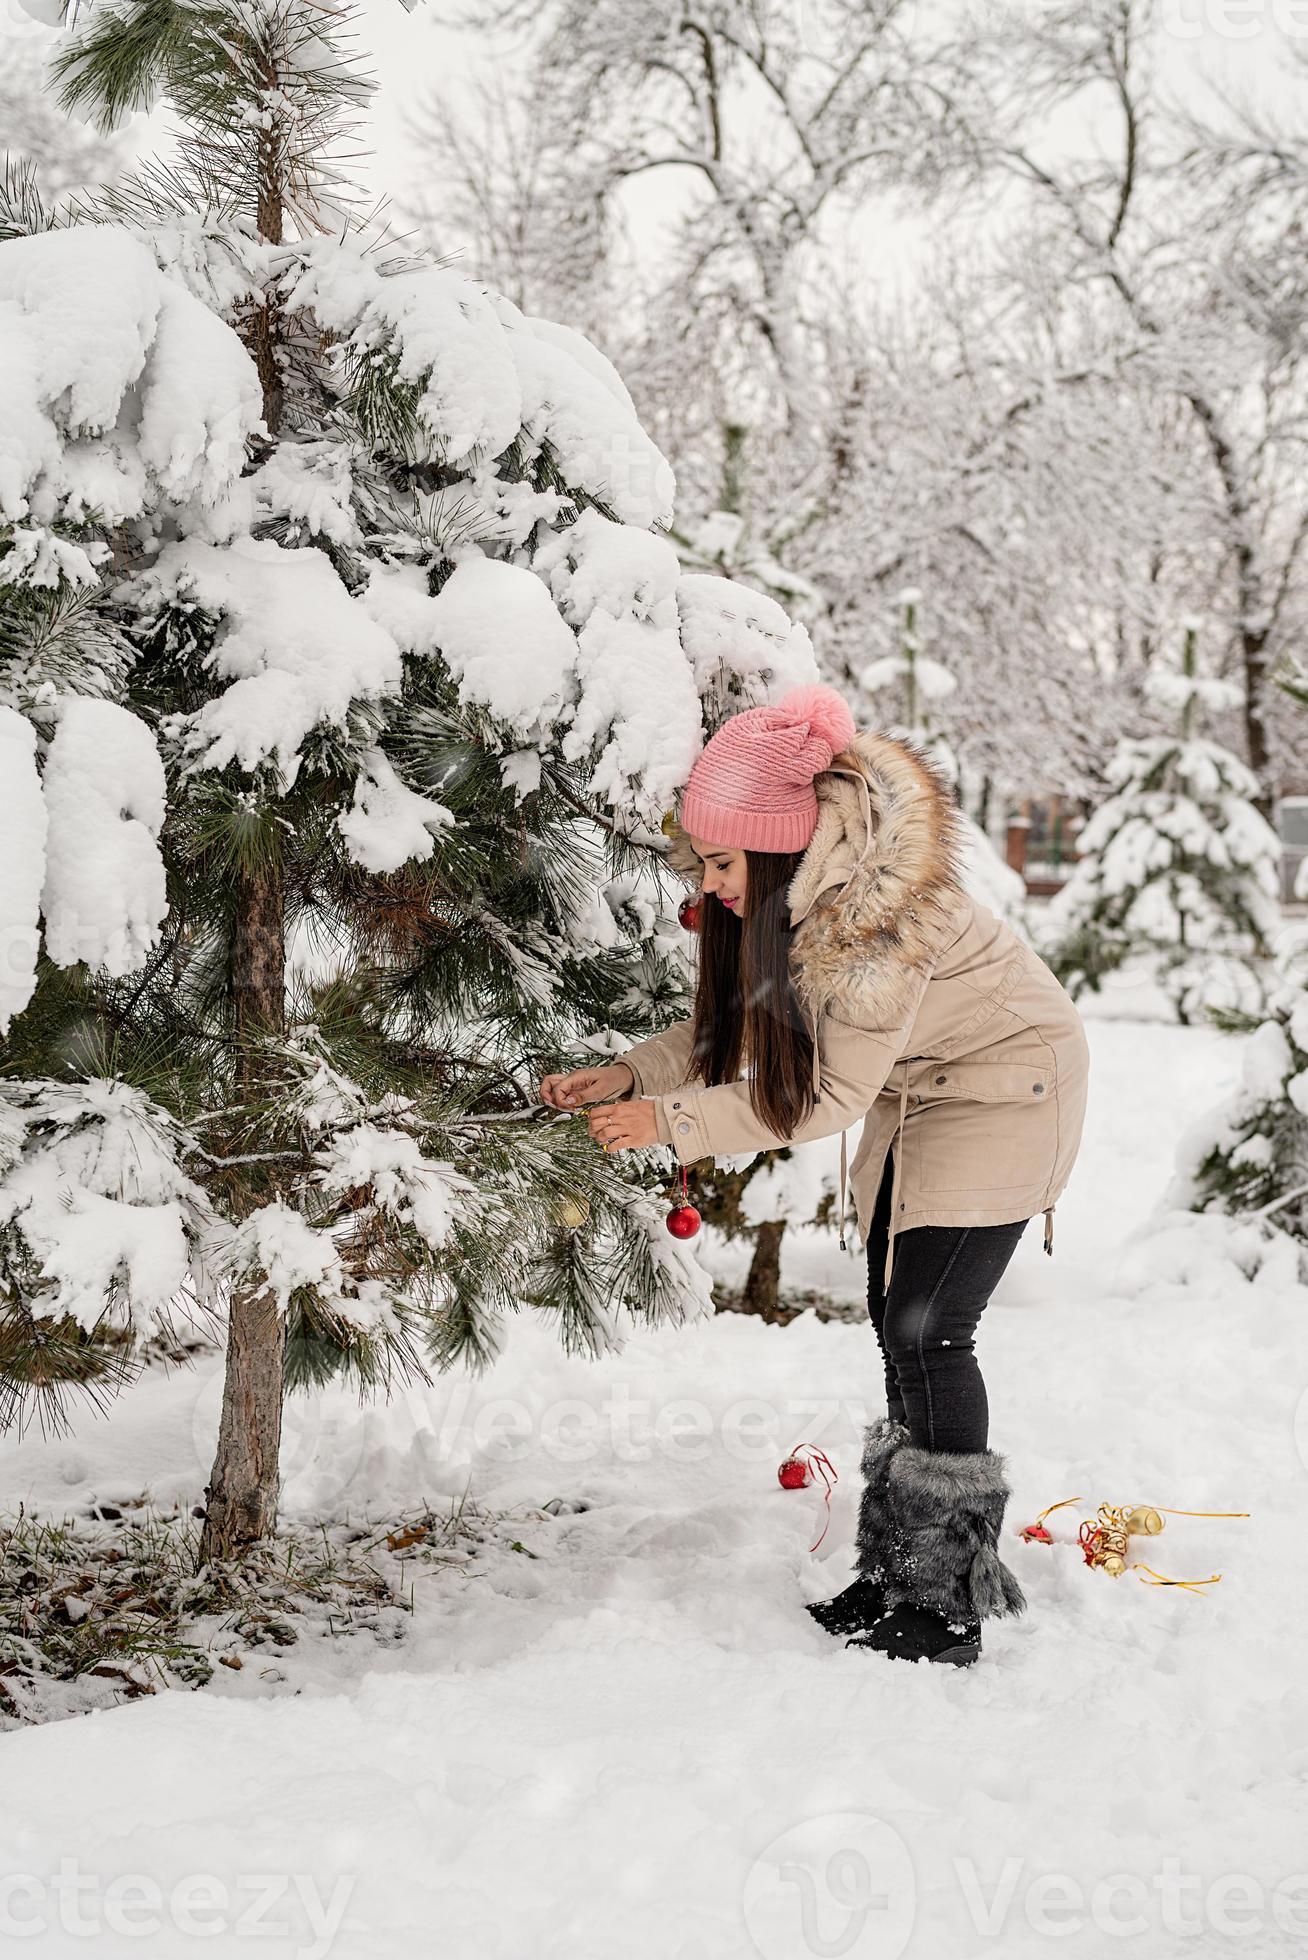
[678,894,702,933]
[1020,1522,1054,1544]
[777,1444,839,1552]
[664,1162,700,1238]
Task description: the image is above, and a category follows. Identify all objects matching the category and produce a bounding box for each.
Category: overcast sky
[350,0,1307,303]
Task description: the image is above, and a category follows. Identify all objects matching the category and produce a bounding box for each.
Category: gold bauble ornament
[661,810,679,837]
[1024,1492,1249,1595]
[554,1194,591,1230]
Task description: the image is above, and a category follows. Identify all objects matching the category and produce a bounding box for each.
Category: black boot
[804,1414,909,1638]
[844,1438,1027,1667]
[846,1599,982,1666]
[805,1575,888,1637]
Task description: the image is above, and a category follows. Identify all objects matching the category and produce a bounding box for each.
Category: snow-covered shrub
[0,0,807,1512]
[1041,649,1280,1023]
[1162,937,1308,1281]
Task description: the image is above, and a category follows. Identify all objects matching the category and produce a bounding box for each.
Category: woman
[540,684,1089,1667]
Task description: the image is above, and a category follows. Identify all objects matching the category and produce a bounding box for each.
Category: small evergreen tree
[1164,659,1308,1277]
[0,0,815,1556]
[1164,936,1308,1281]
[1042,623,1281,1023]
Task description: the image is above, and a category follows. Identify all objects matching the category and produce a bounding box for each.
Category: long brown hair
[684,846,816,1138]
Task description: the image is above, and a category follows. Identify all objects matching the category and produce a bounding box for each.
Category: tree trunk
[198,25,290,1569]
[199,1286,286,1561]
[1176,387,1276,817]
[200,859,286,1565]
[230,860,286,1035]
[739,1218,785,1319]
[1240,620,1275,822]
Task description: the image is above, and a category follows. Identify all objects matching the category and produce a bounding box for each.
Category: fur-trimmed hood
[663,728,968,1031]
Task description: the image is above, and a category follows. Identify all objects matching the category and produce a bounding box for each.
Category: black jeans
[865,1149,1029,1454]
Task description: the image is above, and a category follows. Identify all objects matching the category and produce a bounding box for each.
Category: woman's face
[689,836,748,918]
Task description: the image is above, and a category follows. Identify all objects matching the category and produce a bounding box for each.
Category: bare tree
[406,0,1308,805]
[411,1,980,430]
[962,0,1308,810]
[401,63,614,328]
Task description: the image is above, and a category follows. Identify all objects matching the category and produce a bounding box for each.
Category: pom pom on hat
[769,684,857,771]
[678,680,860,855]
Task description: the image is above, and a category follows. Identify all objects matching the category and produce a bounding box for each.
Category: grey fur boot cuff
[853,1414,912,1586]
[878,1441,1028,1625]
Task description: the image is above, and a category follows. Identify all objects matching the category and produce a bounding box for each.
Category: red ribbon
[781,1443,839,1552]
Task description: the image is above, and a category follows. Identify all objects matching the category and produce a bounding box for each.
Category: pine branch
[0,582,135,713]
[0,1306,142,1442]
[0,157,62,243]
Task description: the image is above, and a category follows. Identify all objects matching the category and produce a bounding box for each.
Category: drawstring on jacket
[884,1071,910,1289]
[830,1064,911,1289]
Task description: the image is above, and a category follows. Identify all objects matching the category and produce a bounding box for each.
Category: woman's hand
[585,1098,661,1151]
[537,1062,661,1151]
[538,1062,635,1110]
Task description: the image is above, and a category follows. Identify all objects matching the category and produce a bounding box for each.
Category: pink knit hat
[678,684,858,854]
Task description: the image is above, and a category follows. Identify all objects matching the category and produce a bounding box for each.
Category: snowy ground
[2,971,1306,1959]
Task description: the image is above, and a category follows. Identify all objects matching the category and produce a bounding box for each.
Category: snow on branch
[337,748,456,875]
[0,706,47,1033]
[144,535,404,784]
[288,238,675,529]
[535,510,701,820]
[0,227,261,584]
[0,1077,216,1337]
[291,244,525,465]
[860,652,957,702]
[501,300,676,529]
[676,570,818,715]
[1144,669,1243,716]
[40,696,167,977]
[424,555,578,740]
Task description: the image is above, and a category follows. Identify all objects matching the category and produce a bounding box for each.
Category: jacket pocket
[912,1061,1056,1192]
[917,1061,1053,1103]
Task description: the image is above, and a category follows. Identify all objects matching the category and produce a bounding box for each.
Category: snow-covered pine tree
[858,590,958,762]
[0,0,815,1556]
[1162,936,1308,1282]
[1042,622,1282,1023]
[1160,661,1308,1277]
[859,588,1028,925]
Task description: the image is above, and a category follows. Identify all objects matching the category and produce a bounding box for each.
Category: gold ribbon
[1021,1495,1250,1592]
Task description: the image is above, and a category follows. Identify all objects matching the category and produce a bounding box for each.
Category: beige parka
[617,729,1090,1289]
